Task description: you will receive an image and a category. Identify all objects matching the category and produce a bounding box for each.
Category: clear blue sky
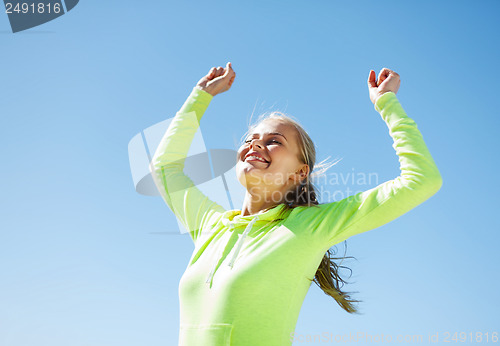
[1,1,499,345]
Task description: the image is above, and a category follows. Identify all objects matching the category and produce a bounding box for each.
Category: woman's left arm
[290,71,443,249]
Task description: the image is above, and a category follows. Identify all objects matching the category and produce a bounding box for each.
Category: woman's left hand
[367,68,401,105]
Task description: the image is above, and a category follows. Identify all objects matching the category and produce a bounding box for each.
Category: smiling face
[235,118,309,200]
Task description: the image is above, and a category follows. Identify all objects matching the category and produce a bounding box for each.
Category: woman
[149,62,442,345]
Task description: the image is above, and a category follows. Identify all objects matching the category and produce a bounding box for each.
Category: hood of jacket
[205,203,288,286]
[220,203,287,228]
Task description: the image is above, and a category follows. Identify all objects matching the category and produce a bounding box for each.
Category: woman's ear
[293,163,309,183]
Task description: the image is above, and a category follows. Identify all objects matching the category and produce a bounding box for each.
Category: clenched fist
[196,62,236,97]
[368,68,401,105]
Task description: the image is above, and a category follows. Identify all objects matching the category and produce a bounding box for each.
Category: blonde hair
[239,110,362,314]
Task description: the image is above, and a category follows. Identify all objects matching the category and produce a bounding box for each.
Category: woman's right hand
[196,62,236,97]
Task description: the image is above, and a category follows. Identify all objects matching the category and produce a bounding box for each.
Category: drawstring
[205,214,260,284]
[228,215,259,268]
[205,261,217,284]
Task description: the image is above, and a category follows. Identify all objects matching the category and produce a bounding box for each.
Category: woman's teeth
[246,155,267,163]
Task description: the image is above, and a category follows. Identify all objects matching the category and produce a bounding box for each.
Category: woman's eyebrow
[248,132,288,142]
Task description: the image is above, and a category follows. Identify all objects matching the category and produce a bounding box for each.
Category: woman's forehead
[251,119,295,137]
[247,119,302,157]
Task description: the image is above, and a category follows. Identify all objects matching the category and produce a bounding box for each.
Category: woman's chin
[236,165,267,185]
[239,165,266,177]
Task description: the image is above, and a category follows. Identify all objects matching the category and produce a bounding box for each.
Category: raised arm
[290,68,443,250]
[149,63,236,245]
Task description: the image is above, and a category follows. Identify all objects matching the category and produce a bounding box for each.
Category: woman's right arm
[149,86,225,245]
[149,63,236,245]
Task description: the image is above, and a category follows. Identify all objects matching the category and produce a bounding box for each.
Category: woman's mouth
[245,155,269,163]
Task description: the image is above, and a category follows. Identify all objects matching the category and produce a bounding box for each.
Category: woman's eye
[243,139,281,145]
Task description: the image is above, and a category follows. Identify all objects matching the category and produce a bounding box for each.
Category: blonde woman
[149,62,442,345]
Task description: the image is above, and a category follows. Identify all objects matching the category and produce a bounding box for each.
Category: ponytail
[278,174,362,314]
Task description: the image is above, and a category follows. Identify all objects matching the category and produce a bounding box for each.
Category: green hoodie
[150,86,443,346]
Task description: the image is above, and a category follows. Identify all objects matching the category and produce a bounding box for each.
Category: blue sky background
[1,1,499,345]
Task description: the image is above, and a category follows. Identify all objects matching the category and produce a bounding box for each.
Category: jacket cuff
[178,86,214,122]
[374,91,397,113]
[374,92,408,127]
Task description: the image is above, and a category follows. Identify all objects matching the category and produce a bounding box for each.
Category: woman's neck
[240,190,283,216]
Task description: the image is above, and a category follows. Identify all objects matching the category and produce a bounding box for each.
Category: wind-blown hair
[238,110,362,314]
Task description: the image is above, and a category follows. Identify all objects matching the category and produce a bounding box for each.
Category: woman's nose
[251,139,264,149]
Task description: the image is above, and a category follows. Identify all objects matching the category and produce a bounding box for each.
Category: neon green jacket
[150,86,443,346]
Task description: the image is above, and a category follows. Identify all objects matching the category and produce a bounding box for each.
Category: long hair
[239,111,362,314]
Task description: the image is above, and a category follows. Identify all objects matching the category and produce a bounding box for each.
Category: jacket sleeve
[293,91,443,250]
[149,86,226,245]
